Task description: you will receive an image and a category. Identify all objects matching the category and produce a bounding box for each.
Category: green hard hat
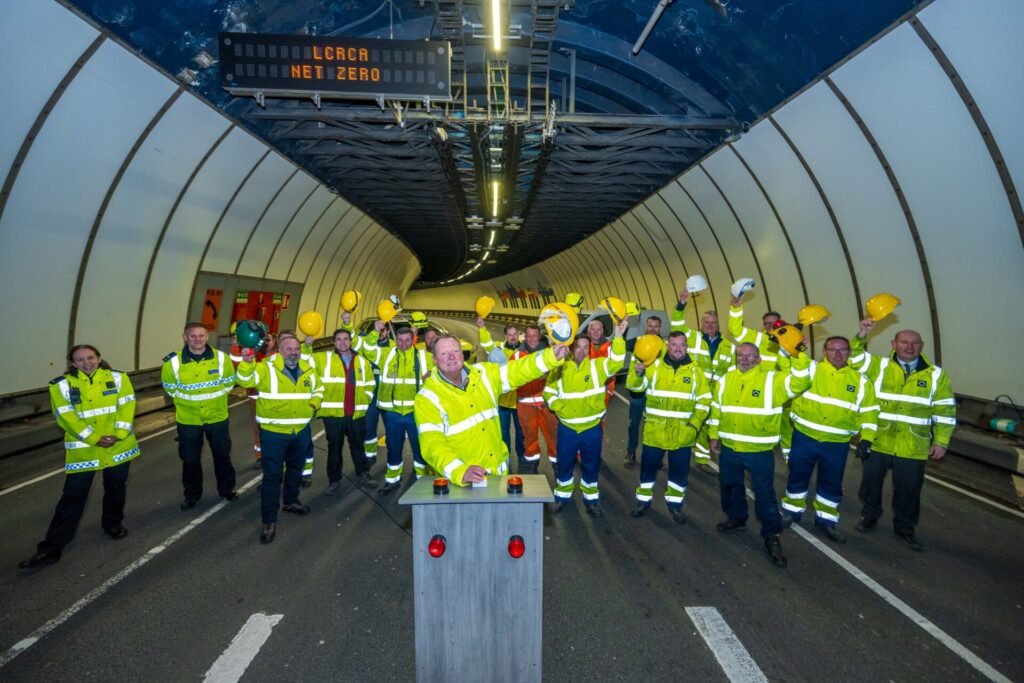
[236,320,268,349]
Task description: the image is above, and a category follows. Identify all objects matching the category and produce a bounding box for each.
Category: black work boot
[623,452,637,469]
[765,534,787,568]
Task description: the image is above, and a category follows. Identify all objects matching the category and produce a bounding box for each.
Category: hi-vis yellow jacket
[415,347,562,485]
[545,337,626,433]
[670,306,735,384]
[626,356,711,449]
[161,347,236,425]
[849,338,955,459]
[728,303,785,370]
[49,368,140,472]
[358,330,432,415]
[789,360,879,444]
[708,353,811,453]
[479,326,518,409]
[236,356,324,434]
[310,350,375,419]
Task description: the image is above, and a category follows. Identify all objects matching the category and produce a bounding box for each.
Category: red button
[428,534,446,558]
[508,535,525,559]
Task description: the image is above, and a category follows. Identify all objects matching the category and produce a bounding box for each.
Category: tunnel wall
[0,0,420,395]
[409,0,1024,402]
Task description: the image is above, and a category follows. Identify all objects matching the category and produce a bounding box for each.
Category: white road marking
[923,474,1024,519]
[686,607,767,683]
[0,399,249,496]
[203,613,283,683]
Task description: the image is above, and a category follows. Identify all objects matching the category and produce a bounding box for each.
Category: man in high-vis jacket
[544,319,628,517]
[359,321,432,494]
[727,296,782,369]
[341,311,386,467]
[624,314,663,469]
[313,328,377,494]
[237,336,323,544]
[163,322,238,511]
[671,289,735,473]
[626,331,712,524]
[415,336,566,485]
[709,342,811,567]
[512,325,557,474]
[478,319,526,469]
[848,320,956,551]
[781,336,879,544]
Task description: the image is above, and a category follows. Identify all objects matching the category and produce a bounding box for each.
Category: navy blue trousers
[719,446,782,538]
[259,426,310,523]
[627,393,646,454]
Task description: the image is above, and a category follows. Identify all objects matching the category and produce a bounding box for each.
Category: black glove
[855,440,872,460]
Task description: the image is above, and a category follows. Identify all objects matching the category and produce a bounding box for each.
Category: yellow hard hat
[340,290,361,312]
[475,295,496,319]
[377,299,399,323]
[538,302,580,344]
[298,310,324,338]
[599,296,627,324]
[865,293,901,322]
[797,304,831,327]
[564,292,584,312]
[625,301,641,317]
[633,334,664,365]
[229,321,238,336]
[410,311,428,329]
[768,324,806,357]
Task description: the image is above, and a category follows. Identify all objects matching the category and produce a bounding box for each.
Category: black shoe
[547,501,564,514]
[630,503,647,518]
[671,509,687,525]
[104,526,129,540]
[781,512,795,528]
[697,463,717,476]
[356,472,377,487]
[765,534,788,568]
[378,482,400,497]
[623,453,637,469]
[260,523,276,544]
[222,491,239,502]
[180,497,199,511]
[586,503,604,518]
[301,476,313,489]
[717,518,747,534]
[19,551,61,569]
[854,517,877,532]
[324,481,342,495]
[821,525,847,544]
[282,502,311,515]
[252,458,262,470]
[896,531,924,551]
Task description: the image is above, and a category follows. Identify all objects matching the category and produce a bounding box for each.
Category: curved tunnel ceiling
[65,0,924,284]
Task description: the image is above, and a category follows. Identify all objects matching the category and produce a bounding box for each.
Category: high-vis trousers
[382,410,424,482]
[363,379,382,460]
[554,423,602,505]
[693,424,713,466]
[782,429,850,527]
[635,445,692,511]
[517,401,558,466]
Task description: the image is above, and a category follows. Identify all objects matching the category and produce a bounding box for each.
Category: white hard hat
[686,274,709,293]
[731,277,756,299]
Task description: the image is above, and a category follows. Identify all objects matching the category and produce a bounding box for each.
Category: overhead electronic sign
[219,32,452,101]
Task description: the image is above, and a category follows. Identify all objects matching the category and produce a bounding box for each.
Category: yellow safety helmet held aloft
[633,334,665,365]
[340,290,362,312]
[298,310,324,338]
[564,292,584,312]
[538,302,580,345]
[768,324,806,358]
[475,295,496,319]
[599,296,627,324]
[625,301,641,317]
[410,311,428,330]
[797,304,831,327]
[377,299,399,323]
[865,293,901,322]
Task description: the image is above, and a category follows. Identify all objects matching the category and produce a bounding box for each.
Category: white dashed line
[203,612,283,683]
[686,607,767,682]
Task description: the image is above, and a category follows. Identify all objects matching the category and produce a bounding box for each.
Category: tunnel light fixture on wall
[492,0,503,51]
[491,180,500,218]
[487,230,496,247]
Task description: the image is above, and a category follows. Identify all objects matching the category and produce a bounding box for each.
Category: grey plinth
[399,474,553,683]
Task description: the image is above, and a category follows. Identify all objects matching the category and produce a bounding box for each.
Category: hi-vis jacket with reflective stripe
[358,331,432,415]
[708,353,811,453]
[235,356,324,434]
[789,360,879,444]
[728,304,787,370]
[849,339,955,459]
[626,356,712,450]
[545,337,626,433]
[161,348,236,425]
[415,347,562,486]
[49,368,140,473]
[310,350,375,418]
[479,326,517,409]
[670,307,735,384]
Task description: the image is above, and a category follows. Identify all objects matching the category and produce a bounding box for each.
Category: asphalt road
[2,318,1022,682]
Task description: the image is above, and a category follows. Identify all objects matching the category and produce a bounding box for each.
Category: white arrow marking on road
[686,607,767,683]
[203,613,283,683]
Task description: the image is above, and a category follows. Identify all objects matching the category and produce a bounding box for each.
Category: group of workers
[18,279,955,571]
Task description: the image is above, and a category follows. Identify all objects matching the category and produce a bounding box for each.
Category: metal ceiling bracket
[393,101,405,128]
[311,92,321,110]
[423,96,432,113]
[254,90,265,108]
[376,94,386,111]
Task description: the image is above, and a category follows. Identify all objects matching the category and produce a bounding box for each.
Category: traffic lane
[0,403,262,650]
